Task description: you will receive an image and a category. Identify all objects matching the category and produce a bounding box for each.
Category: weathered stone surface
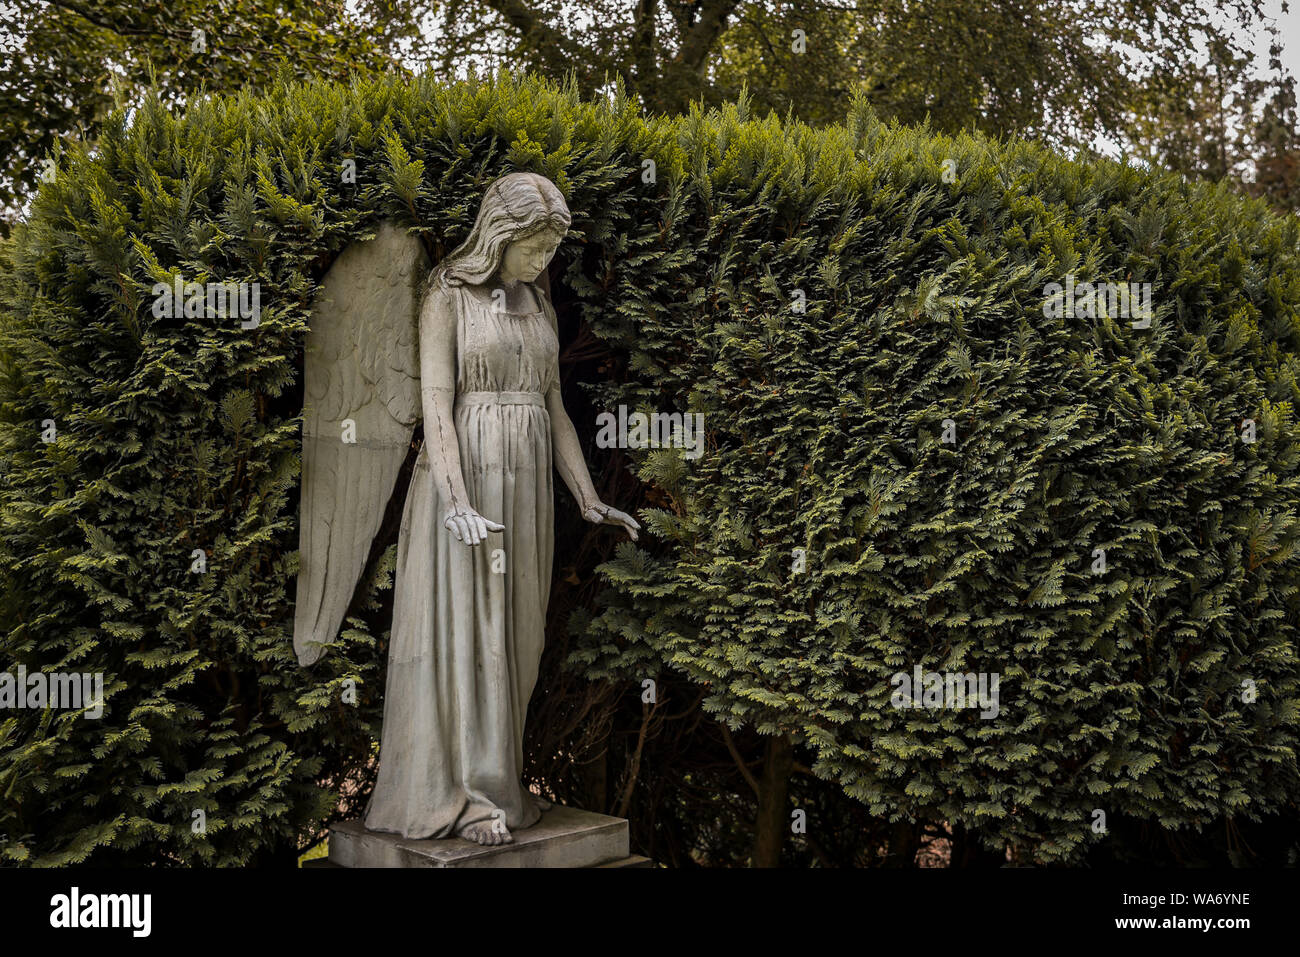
[327,805,631,868]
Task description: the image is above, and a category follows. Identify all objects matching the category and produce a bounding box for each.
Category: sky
[1262,0,1300,77]
[1080,0,1300,161]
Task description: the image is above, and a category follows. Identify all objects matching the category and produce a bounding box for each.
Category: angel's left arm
[541,291,640,540]
[541,293,601,514]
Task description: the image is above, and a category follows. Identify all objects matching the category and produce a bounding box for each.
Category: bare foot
[457,819,513,846]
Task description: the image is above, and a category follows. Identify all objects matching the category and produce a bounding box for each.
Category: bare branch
[674,0,742,74]
[477,0,584,74]
[719,723,761,797]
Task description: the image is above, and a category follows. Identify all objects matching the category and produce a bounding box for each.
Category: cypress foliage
[575,101,1300,864]
[1,70,1297,865]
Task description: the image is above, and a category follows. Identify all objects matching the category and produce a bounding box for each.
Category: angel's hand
[443,504,505,546]
[582,501,640,541]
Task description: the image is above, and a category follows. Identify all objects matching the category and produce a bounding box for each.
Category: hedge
[1,70,1298,865]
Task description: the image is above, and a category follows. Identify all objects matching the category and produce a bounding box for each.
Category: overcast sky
[1261,0,1300,77]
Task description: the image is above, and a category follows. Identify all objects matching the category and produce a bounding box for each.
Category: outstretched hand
[582,501,640,541]
[443,504,505,545]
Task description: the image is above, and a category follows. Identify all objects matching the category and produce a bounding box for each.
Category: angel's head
[437,172,571,287]
[499,229,561,284]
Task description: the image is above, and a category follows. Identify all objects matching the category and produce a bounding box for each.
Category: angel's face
[499,230,561,283]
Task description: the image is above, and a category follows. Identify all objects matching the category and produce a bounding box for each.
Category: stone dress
[364,279,558,839]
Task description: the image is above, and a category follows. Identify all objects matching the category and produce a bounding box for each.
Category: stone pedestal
[325,805,649,868]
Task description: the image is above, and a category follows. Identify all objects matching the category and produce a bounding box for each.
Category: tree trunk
[751,734,794,867]
[951,823,1006,867]
[884,817,918,867]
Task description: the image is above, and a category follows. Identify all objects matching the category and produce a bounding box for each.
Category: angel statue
[293,172,640,847]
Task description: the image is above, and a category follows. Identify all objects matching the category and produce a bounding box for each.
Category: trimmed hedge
[1,70,1298,865]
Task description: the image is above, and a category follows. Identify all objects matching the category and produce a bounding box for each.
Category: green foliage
[0,0,420,230]
[574,97,1300,864]
[1,69,1298,866]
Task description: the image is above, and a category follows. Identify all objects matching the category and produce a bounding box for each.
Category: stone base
[326,805,635,868]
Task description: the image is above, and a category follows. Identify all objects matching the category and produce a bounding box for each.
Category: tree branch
[479,0,585,75]
[719,722,761,797]
[42,0,171,38]
[674,0,742,75]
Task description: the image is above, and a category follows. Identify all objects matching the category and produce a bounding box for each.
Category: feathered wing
[294,221,427,666]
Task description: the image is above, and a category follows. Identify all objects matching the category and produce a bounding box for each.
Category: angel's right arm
[418,281,470,515]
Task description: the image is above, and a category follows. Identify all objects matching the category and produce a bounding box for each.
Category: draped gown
[364,279,557,839]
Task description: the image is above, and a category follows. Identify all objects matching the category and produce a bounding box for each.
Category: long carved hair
[432,172,571,289]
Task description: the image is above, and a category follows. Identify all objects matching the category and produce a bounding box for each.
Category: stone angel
[292,172,639,845]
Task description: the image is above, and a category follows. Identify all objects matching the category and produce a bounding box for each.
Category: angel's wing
[293,221,428,666]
